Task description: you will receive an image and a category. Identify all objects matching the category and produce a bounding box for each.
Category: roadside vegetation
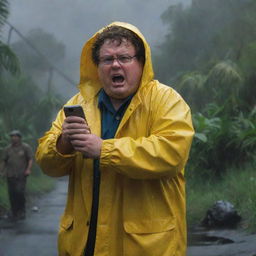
[186,164,256,231]
[0,0,63,215]
[154,0,256,232]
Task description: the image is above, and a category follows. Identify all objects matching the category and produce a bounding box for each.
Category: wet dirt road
[0,177,67,256]
[1,177,256,256]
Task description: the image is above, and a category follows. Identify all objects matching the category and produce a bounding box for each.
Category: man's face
[97,39,143,100]
[10,135,21,145]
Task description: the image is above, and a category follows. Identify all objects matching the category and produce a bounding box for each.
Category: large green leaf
[194,132,207,142]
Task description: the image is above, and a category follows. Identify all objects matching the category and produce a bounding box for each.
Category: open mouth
[112,75,124,84]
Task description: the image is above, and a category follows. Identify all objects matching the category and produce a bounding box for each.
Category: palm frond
[0,0,9,28]
[0,41,20,74]
[207,61,242,88]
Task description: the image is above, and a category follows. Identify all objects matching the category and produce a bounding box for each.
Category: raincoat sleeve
[36,108,76,177]
[100,85,194,179]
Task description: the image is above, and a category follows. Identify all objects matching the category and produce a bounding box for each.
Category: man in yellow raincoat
[36,22,194,256]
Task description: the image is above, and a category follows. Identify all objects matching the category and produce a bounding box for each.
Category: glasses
[99,55,137,65]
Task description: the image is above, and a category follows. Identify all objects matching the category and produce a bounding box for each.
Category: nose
[111,58,121,67]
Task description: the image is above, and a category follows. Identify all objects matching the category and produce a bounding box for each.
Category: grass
[186,163,256,232]
[0,178,9,213]
[27,169,55,195]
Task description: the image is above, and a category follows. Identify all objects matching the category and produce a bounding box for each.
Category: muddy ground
[188,227,256,256]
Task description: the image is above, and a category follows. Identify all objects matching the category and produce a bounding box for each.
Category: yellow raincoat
[36,22,194,256]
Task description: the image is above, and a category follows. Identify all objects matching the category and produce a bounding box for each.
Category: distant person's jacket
[2,142,32,177]
[36,21,194,256]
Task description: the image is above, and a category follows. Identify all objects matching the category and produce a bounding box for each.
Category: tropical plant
[189,109,223,177]
[155,0,256,179]
[0,0,8,27]
[228,108,256,163]
[0,75,62,151]
[0,0,20,74]
[154,0,256,85]
[189,102,256,178]
[175,71,206,111]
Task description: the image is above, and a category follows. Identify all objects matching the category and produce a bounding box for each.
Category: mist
[6,0,191,98]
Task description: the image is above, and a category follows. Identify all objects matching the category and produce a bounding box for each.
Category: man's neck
[110,97,126,111]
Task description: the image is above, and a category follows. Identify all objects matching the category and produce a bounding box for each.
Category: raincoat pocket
[123,218,177,256]
[60,214,74,231]
[58,215,74,256]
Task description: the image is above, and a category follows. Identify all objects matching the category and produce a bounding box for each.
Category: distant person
[36,22,194,256]
[1,130,33,221]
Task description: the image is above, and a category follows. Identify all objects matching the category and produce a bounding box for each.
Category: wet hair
[92,26,145,66]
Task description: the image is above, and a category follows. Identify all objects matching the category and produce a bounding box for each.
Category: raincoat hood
[78,21,154,99]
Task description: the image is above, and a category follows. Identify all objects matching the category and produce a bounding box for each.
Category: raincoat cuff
[100,139,115,165]
[55,149,76,158]
[52,133,76,158]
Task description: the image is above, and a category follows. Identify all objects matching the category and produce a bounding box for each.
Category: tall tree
[154,0,256,85]
[11,28,66,74]
[153,0,256,175]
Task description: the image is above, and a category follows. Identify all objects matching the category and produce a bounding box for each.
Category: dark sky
[6,0,191,97]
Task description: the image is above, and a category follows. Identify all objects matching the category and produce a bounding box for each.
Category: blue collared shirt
[84,89,133,255]
[98,89,134,139]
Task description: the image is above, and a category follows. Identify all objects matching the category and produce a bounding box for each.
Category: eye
[118,55,131,63]
[100,56,114,64]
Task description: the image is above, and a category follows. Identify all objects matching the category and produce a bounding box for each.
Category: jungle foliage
[0,0,64,153]
[1,0,255,179]
[154,0,256,177]
[0,0,62,214]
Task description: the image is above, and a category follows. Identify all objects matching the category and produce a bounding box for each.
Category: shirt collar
[98,89,134,113]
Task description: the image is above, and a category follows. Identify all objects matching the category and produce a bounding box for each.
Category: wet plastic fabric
[36,22,194,256]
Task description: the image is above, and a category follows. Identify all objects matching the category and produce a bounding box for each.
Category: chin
[112,94,127,100]
[109,89,128,98]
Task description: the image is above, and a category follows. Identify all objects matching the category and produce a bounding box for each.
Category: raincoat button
[86,221,90,226]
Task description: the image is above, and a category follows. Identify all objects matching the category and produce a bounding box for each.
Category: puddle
[188,233,234,246]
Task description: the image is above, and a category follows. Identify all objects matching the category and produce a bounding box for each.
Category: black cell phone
[63,105,86,119]
[64,105,90,135]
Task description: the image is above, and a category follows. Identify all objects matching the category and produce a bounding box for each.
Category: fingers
[69,133,89,143]
[65,116,86,124]
[61,116,100,158]
[69,135,90,153]
[64,127,90,136]
[63,116,88,129]
[70,134,102,158]
[62,116,90,138]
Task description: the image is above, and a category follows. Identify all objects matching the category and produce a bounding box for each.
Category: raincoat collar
[78,21,154,101]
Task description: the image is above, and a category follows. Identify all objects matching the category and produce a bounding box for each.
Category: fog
[7,0,191,98]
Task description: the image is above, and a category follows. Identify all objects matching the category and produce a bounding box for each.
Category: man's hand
[24,169,31,176]
[69,133,102,158]
[57,116,102,158]
[0,162,6,178]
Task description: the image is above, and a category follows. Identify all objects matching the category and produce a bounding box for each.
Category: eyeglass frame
[98,54,138,65]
